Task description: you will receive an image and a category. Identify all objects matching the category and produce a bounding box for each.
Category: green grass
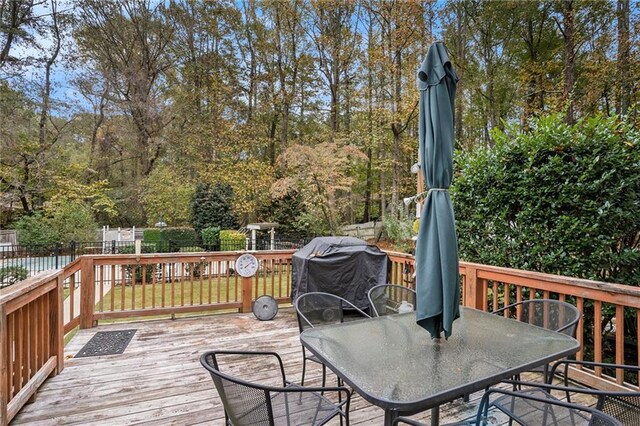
[95,274,291,312]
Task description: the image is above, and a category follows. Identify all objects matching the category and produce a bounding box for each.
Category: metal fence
[0,236,313,282]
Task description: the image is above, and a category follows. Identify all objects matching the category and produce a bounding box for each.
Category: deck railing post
[79,258,96,329]
[241,276,253,313]
[0,303,8,425]
[463,265,484,310]
[51,274,65,374]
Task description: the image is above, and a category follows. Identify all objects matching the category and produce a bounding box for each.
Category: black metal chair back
[294,292,370,389]
[367,284,416,317]
[481,388,621,426]
[550,360,640,425]
[494,299,581,337]
[599,394,640,425]
[201,350,350,426]
[295,292,370,332]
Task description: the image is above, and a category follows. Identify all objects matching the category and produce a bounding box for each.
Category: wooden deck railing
[0,270,64,424]
[61,250,295,330]
[0,248,625,411]
[387,251,640,392]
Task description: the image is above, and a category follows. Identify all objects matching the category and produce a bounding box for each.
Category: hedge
[452,114,639,287]
[452,115,640,369]
[220,230,246,251]
[143,227,198,252]
[201,226,221,251]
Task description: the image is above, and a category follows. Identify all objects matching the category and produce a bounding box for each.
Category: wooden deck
[12,309,591,425]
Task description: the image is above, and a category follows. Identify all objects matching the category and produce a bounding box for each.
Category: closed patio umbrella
[415,42,460,339]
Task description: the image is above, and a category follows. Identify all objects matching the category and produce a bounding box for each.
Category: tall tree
[0,0,37,68]
[307,0,359,134]
[76,0,174,178]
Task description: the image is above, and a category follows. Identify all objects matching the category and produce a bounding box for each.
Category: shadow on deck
[12,309,561,425]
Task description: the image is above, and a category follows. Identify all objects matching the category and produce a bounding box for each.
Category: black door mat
[75,329,137,358]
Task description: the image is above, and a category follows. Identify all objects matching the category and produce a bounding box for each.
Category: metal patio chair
[295,292,370,387]
[548,360,640,425]
[200,350,351,426]
[493,299,581,383]
[480,387,621,425]
[367,284,416,317]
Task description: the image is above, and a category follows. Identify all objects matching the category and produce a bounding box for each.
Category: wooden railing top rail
[0,269,62,308]
[62,258,82,279]
[460,261,640,306]
[385,250,640,301]
[74,249,297,264]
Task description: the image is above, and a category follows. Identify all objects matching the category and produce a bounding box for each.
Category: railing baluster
[120,265,125,311]
[170,262,176,308]
[110,265,115,312]
[199,261,204,305]
[615,305,624,384]
[217,261,222,303]
[179,262,184,307]
[208,261,213,304]
[151,264,156,309]
[594,300,603,377]
[141,264,146,309]
[162,262,167,308]
[637,309,640,387]
[131,264,136,310]
[98,266,104,313]
[7,312,13,400]
[69,273,75,321]
[187,262,192,306]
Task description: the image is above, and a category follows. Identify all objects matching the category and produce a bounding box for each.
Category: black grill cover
[291,236,389,309]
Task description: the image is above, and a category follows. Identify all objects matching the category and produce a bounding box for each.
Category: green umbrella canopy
[415,42,460,339]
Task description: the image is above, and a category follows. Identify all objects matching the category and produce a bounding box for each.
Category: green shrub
[142,228,167,253]
[143,228,161,241]
[49,201,98,242]
[201,226,220,251]
[191,183,238,237]
[220,230,246,251]
[383,204,414,252]
[452,114,639,286]
[162,227,197,243]
[14,213,57,248]
[0,266,29,287]
[142,227,197,252]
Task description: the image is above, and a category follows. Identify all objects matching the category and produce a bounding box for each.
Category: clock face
[236,254,259,278]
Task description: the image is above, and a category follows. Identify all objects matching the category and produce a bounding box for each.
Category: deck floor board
[12,309,592,425]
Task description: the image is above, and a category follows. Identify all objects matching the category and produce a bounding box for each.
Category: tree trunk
[38,0,61,148]
[617,0,630,115]
[562,0,576,125]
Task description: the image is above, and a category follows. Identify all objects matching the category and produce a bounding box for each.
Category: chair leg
[322,364,327,388]
[512,374,521,391]
[301,357,307,386]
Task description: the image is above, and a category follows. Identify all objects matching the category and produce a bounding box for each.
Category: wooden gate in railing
[0,270,64,424]
[387,251,640,392]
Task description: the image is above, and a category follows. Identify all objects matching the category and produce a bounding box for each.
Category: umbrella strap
[411,188,448,204]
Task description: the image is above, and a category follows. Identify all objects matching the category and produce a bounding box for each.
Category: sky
[3,1,85,115]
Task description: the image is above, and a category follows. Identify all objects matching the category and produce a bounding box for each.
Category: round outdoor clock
[236,253,259,278]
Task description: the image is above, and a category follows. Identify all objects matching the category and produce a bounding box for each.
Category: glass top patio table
[300,306,580,425]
